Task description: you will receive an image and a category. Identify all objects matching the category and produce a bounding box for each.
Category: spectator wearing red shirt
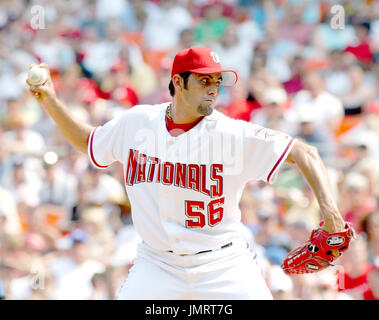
[282,55,305,95]
[99,59,139,108]
[363,259,379,300]
[221,81,259,122]
[345,22,373,65]
[337,235,371,299]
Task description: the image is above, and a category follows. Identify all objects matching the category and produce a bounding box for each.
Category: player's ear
[172,74,184,92]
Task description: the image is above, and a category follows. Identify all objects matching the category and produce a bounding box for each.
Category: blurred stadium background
[1,0,379,300]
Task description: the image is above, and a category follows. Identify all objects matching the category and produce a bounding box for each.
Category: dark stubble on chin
[197,104,213,116]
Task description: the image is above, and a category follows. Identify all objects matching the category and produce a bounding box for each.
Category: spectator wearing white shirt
[323,50,352,98]
[293,104,338,163]
[142,0,193,51]
[212,23,254,81]
[96,0,127,21]
[81,20,122,77]
[251,86,298,136]
[39,160,78,209]
[49,229,105,300]
[32,24,76,72]
[2,161,41,208]
[292,71,344,137]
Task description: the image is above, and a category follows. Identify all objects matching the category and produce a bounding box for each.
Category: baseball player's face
[183,73,222,116]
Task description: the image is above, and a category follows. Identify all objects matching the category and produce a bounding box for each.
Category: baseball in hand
[27,65,48,86]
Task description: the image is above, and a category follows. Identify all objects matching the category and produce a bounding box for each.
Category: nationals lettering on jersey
[125,149,223,198]
[87,103,296,254]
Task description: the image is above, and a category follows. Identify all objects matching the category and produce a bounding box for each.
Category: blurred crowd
[1,0,379,300]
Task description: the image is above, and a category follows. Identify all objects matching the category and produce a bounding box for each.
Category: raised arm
[27,64,94,154]
[285,139,345,233]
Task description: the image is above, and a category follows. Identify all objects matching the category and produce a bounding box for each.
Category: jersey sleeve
[88,113,128,169]
[242,123,296,184]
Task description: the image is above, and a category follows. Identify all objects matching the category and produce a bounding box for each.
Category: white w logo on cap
[210,51,220,63]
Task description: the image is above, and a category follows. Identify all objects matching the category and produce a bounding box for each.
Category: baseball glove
[281,222,355,274]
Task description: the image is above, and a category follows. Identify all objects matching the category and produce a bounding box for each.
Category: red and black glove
[281,222,356,274]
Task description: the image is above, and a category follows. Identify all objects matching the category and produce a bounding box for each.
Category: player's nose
[207,85,218,96]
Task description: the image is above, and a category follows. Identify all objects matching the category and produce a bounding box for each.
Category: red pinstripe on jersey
[89,127,109,169]
[267,138,294,183]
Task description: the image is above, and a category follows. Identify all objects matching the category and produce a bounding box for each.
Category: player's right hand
[26,63,56,104]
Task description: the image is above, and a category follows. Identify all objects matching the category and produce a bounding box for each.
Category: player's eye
[200,78,221,87]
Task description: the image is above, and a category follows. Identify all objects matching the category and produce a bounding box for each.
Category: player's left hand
[281,222,356,274]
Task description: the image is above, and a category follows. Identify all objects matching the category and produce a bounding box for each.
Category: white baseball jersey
[88,102,295,255]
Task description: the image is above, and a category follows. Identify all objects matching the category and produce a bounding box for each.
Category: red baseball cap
[171,47,238,86]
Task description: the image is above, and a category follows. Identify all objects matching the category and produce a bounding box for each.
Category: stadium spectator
[212,23,254,80]
[345,22,374,66]
[49,228,105,300]
[339,171,377,234]
[293,103,337,162]
[363,258,379,300]
[337,235,371,299]
[194,1,231,45]
[141,0,193,51]
[340,64,376,115]
[364,211,379,261]
[323,49,352,98]
[250,86,297,136]
[219,81,258,122]
[311,12,356,52]
[292,71,344,137]
[282,54,305,95]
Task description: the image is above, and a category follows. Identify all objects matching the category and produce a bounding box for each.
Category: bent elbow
[289,140,320,165]
[305,144,319,160]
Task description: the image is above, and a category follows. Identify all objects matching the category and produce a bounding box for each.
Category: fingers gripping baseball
[26,63,56,101]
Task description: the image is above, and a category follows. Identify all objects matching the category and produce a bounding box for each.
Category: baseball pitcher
[27,47,354,299]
